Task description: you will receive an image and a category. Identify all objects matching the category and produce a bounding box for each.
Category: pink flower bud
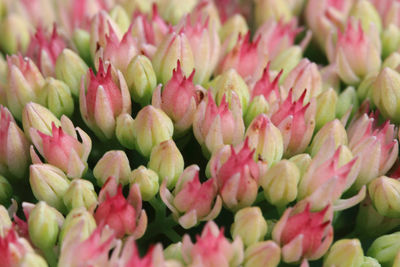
[210,139,260,211]
[177,15,220,84]
[272,204,333,263]
[335,20,381,85]
[152,61,204,135]
[80,59,131,140]
[193,91,244,156]
[254,19,301,62]
[26,26,66,77]
[30,121,92,178]
[160,165,222,229]
[182,220,244,267]
[95,177,147,239]
[271,90,316,157]
[0,106,30,179]
[348,112,399,190]
[218,32,266,81]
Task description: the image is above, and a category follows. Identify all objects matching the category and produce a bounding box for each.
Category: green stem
[43,248,57,267]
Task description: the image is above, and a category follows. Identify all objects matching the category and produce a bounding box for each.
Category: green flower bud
[29,164,70,212]
[219,14,248,54]
[260,160,300,208]
[63,179,98,212]
[369,176,400,218]
[383,52,400,70]
[361,256,380,267]
[244,96,269,127]
[28,201,64,251]
[164,242,183,262]
[211,69,250,113]
[55,49,89,97]
[148,140,184,189]
[372,67,400,123]
[125,55,157,106]
[93,150,131,186]
[152,32,194,84]
[254,0,292,27]
[308,119,348,157]
[20,253,49,267]
[41,78,74,118]
[22,102,61,141]
[157,0,197,25]
[0,175,12,205]
[337,86,359,119]
[349,0,382,33]
[367,231,400,266]
[130,166,159,201]
[116,113,135,149]
[72,29,91,65]
[315,88,337,131]
[270,46,302,81]
[323,239,364,267]
[244,241,281,267]
[0,205,11,236]
[231,207,267,247]
[245,114,283,166]
[289,153,312,178]
[0,14,30,54]
[59,207,96,244]
[132,105,174,157]
[109,5,130,34]
[382,25,400,59]
[357,74,376,103]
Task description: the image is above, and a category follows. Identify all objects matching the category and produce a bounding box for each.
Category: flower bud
[80,60,131,140]
[20,252,48,267]
[367,232,400,266]
[0,14,30,54]
[164,242,183,262]
[157,0,197,25]
[323,239,364,267]
[369,176,400,218]
[289,153,312,178]
[219,14,248,54]
[41,78,74,118]
[281,59,322,104]
[125,55,157,106]
[193,92,244,157]
[55,49,89,97]
[30,120,91,179]
[244,241,281,267]
[315,88,337,131]
[148,140,184,189]
[115,113,135,149]
[109,5,130,34]
[130,166,159,201]
[93,150,131,186]
[131,105,174,157]
[273,204,333,263]
[382,25,400,58]
[0,175,12,205]
[0,106,30,179]
[337,86,359,119]
[29,164,70,212]
[160,165,221,229]
[362,256,380,267]
[211,68,250,113]
[6,55,45,120]
[72,29,91,65]
[270,46,302,81]
[372,67,400,123]
[271,90,316,157]
[28,201,63,251]
[336,20,381,85]
[308,119,348,157]
[254,0,292,27]
[350,0,382,33]
[244,96,269,127]
[22,102,61,141]
[0,204,11,236]
[260,160,300,208]
[152,32,194,85]
[63,179,98,212]
[59,207,96,244]
[245,114,283,166]
[231,207,267,247]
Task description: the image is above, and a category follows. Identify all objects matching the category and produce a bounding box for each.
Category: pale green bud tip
[130,166,159,201]
[231,207,267,247]
[324,239,364,267]
[315,88,337,131]
[0,14,30,54]
[148,139,184,189]
[63,179,98,212]
[93,150,131,186]
[244,241,281,267]
[0,175,12,205]
[59,207,96,243]
[367,231,400,266]
[368,176,400,218]
[42,78,74,118]
[116,113,135,149]
[0,205,12,236]
[28,201,62,251]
